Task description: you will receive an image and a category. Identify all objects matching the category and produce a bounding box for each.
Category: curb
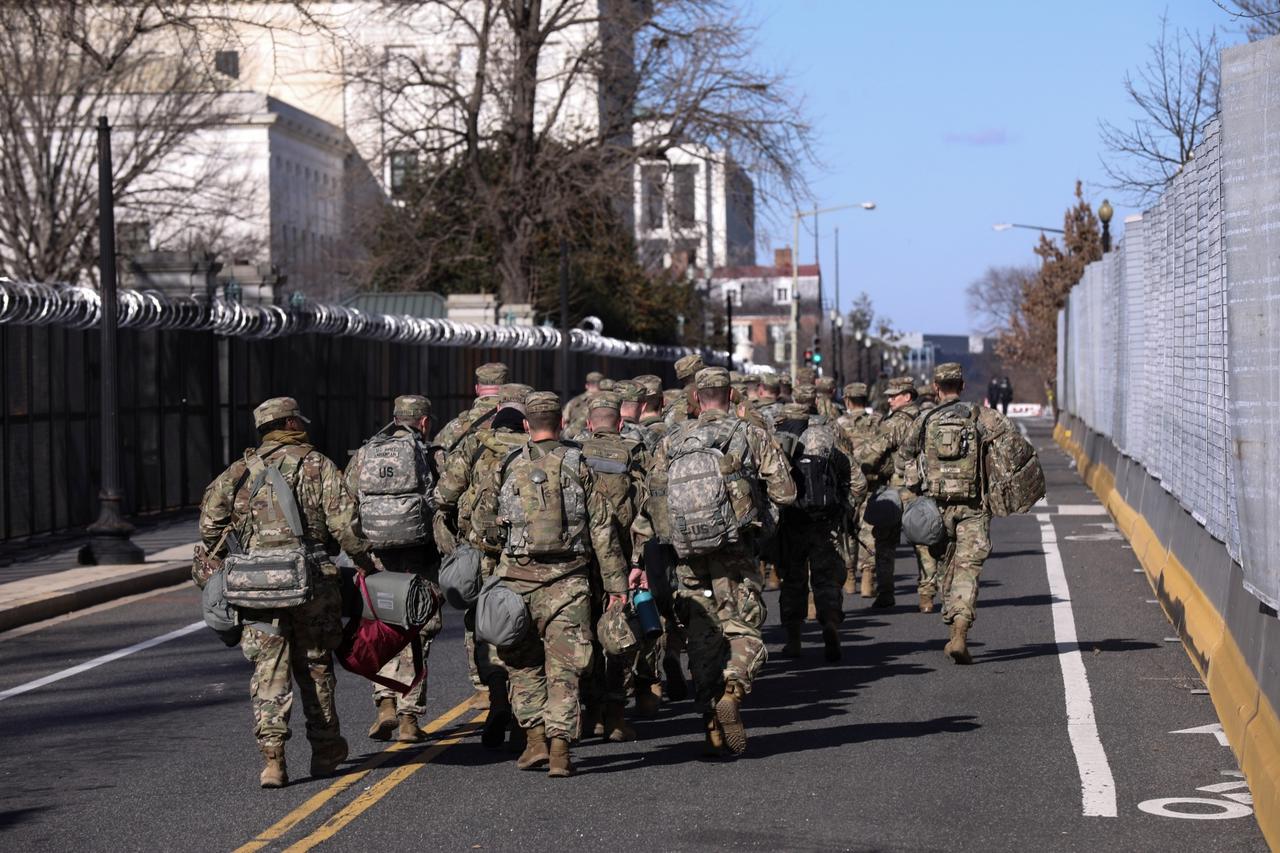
[0,561,191,633]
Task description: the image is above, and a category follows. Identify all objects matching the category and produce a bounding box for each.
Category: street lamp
[992,222,1064,234]
[791,200,877,383]
[1098,199,1114,252]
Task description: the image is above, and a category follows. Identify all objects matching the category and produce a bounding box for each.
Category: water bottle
[631,589,663,639]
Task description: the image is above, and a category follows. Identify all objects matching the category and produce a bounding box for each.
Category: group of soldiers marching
[197,353,1033,787]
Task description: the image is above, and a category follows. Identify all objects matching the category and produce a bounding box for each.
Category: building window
[389,150,418,198]
[774,284,791,304]
[118,221,151,255]
[641,165,665,230]
[672,164,697,228]
[215,50,240,79]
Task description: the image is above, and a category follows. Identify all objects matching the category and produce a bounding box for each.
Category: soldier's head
[844,382,869,410]
[585,370,604,393]
[633,374,662,415]
[780,402,810,431]
[674,353,704,392]
[392,395,432,436]
[815,376,836,399]
[779,373,793,401]
[474,362,508,398]
[933,362,964,400]
[588,392,622,435]
[793,384,817,412]
[694,367,731,412]
[253,396,310,437]
[756,372,780,402]
[498,383,532,414]
[886,376,917,411]
[615,381,643,423]
[523,392,563,439]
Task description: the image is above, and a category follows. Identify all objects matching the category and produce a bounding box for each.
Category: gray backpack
[665,419,753,558]
[201,570,242,647]
[439,543,484,610]
[357,425,433,548]
[902,495,945,545]
[474,576,530,649]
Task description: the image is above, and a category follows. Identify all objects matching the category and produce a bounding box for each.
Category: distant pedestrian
[998,376,1014,415]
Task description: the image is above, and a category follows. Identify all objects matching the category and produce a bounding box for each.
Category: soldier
[433,383,531,748]
[634,375,667,441]
[346,395,442,745]
[903,363,1013,663]
[650,367,796,755]
[917,387,938,412]
[663,354,705,426]
[779,373,794,404]
[198,396,376,788]
[433,362,508,469]
[837,383,883,598]
[495,392,629,778]
[752,373,784,428]
[774,402,866,661]
[567,375,612,438]
[563,370,604,435]
[814,376,842,420]
[793,382,818,414]
[578,392,649,742]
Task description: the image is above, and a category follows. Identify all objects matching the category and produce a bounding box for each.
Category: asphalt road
[0,422,1267,852]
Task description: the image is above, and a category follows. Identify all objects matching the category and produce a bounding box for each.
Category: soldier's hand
[607,593,628,610]
[627,566,648,590]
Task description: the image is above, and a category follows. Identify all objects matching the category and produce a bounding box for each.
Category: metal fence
[0,285,692,544]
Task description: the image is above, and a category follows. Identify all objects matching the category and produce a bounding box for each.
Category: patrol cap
[781,403,811,421]
[585,370,605,384]
[393,395,431,419]
[934,362,964,384]
[475,362,508,385]
[598,377,616,392]
[254,396,310,429]
[498,383,532,408]
[757,372,781,392]
[729,370,747,384]
[525,391,562,414]
[597,603,639,657]
[694,366,731,389]
[844,382,869,400]
[614,380,643,403]
[633,375,662,397]
[794,384,816,404]
[675,354,705,381]
[796,367,817,385]
[815,376,835,393]
[588,391,621,412]
[886,376,916,396]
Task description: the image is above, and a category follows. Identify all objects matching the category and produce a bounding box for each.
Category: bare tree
[966,265,1037,337]
[350,0,814,305]
[1098,14,1219,205]
[1223,1,1280,40]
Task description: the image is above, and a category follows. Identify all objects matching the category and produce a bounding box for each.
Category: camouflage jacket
[620,419,660,456]
[662,390,694,427]
[753,399,784,429]
[199,431,373,571]
[837,410,886,481]
[432,396,499,458]
[562,390,593,436]
[874,403,922,488]
[815,396,842,421]
[433,425,529,550]
[579,429,648,563]
[493,438,628,593]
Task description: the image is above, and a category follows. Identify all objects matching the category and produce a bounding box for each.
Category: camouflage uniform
[198,397,374,759]
[814,376,842,421]
[651,370,796,714]
[432,362,508,469]
[495,395,628,744]
[562,371,603,436]
[837,383,883,592]
[662,354,704,426]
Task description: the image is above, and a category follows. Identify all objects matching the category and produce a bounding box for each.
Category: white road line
[1054,505,1109,516]
[1036,512,1118,817]
[0,621,203,704]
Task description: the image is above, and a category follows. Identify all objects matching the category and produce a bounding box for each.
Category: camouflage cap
[933,362,964,384]
[525,391,562,415]
[844,382,869,400]
[797,367,817,385]
[393,394,431,419]
[614,380,643,403]
[675,353,705,381]
[815,376,836,393]
[729,370,747,384]
[499,383,533,406]
[598,377,616,392]
[633,374,662,397]
[794,384,817,404]
[585,370,605,384]
[886,376,916,396]
[475,362,508,385]
[695,366,731,389]
[757,372,781,391]
[253,396,310,429]
[780,373,793,388]
[588,391,622,412]
[597,603,639,657]
[663,388,682,406]
[781,402,811,421]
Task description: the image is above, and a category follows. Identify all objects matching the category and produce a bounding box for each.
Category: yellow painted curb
[1055,423,1280,848]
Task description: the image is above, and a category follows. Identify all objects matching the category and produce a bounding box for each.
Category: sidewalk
[0,515,199,632]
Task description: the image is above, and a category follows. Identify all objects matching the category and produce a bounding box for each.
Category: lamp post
[1098,199,1114,253]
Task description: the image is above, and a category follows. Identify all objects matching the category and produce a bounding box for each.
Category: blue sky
[735,0,1238,334]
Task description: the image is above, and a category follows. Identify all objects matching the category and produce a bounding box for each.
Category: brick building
[708,248,820,367]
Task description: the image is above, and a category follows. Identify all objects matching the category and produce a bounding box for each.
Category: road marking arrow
[1170,723,1230,746]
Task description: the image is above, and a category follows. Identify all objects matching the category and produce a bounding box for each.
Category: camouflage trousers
[240,577,344,749]
[778,516,846,624]
[498,572,593,741]
[675,543,768,712]
[929,502,991,625]
[370,548,444,716]
[463,551,507,688]
[633,629,666,688]
[914,544,940,598]
[856,509,899,593]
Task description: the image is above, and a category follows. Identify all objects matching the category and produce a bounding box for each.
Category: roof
[712,264,820,280]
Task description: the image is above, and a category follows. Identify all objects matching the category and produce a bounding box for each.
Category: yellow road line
[234,697,479,853]
[281,711,489,853]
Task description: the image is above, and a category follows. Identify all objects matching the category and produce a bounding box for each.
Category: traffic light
[803,349,813,364]
[812,350,823,365]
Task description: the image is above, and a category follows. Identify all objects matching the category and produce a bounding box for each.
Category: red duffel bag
[336,574,425,694]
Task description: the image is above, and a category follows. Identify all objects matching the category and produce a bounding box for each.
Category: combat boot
[634,681,661,718]
[547,737,574,778]
[702,712,726,757]
[482,673,512,750]
[818,610,842,663]
[781,622,803,658]
[367,697,397,740]
[663,654,689,702]
[843,572,857,596]
[310,737,348,778]
[603,701,637,743]
[396,715,426,743]
[860,570,875,598]
[259,744,287,789]
[872,588,895,609]
[714,680,748,755]
[471,686,491,710]
[945,618,973,665]
[516,723,549,770]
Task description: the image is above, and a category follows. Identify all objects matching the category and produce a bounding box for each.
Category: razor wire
[0,278,721,363]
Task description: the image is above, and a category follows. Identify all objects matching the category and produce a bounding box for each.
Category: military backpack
[356,424,434,548]
[918,401,981,502]
[497,443,589,558]
[463,430,530,554]
[580,434,641,528]
[664,417,755,558]
[983,413,1045,516]
[790,418,843,516]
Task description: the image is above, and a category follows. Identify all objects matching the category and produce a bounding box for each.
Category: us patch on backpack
[357,428,433,548]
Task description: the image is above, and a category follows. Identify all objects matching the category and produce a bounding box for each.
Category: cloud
[943,128,1012,146]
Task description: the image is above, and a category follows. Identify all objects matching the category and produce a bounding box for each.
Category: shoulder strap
[266,464,306,539]
[448,408,497,452]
